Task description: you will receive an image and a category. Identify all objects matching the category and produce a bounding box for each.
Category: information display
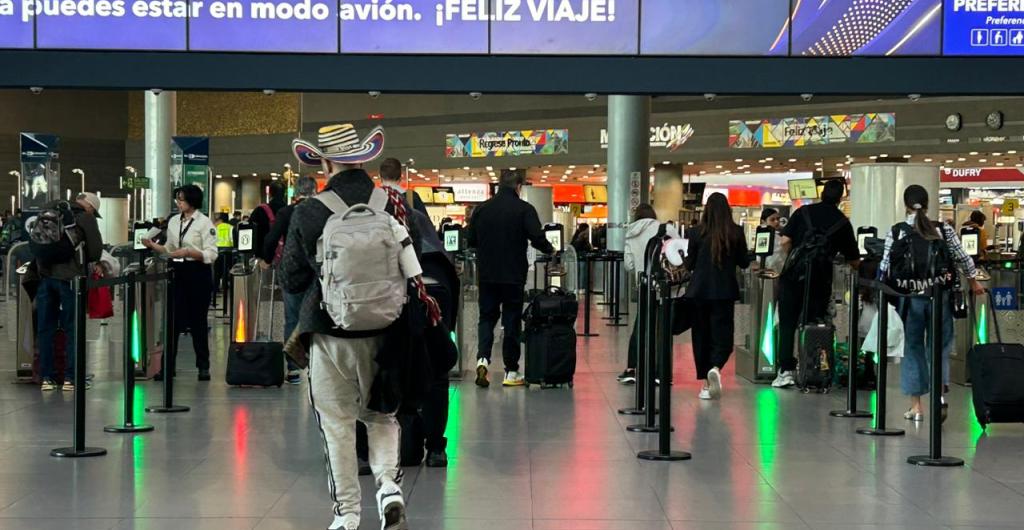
[754,227,774,256]
[190,0,338,52]
[962,231,980,257]
[0,6,33,48]
[945,0,1024,55]
[641,0,789,55]
[237,226,254,251]
[443,228,460,252]
[790,0,940,56]
[491,0,639,54]
[788,178,818,200]
[341,0,487,53]
[35,0,187,50]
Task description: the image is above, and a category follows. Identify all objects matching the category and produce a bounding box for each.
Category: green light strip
[760,301,775,366]
[131,310,141,363]
[978,303,989,345]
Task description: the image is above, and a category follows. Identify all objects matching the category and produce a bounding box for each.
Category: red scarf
[382,187,442,327]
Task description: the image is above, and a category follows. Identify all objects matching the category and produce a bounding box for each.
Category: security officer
[143,184,219,381]
[213,212,234,300]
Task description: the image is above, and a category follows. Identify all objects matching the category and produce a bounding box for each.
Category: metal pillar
[144,90,176,220]
[606,95,650,252]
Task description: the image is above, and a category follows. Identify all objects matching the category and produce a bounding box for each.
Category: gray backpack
[315,188,407,331]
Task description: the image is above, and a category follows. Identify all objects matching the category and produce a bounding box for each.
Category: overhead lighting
[945,159,954,163]
[765,165,773,169]
[903,155,912,159]
[409,168,418,174]
[510,167,517,170]
[958,157,966,162]
[744,170,751,174]
[765,157,774,162]
[687,161,695,166]
[715,165,723,169]
[662,160,671,165]
[869,155,878,160]
[232,174,239,178]
[814,161,823,166]
[880,153,889,157]
[788,168,796,172]
[788,158,797,163]
[252,173,258,176]
[488,171,496,176]
[979,158,988,163]
[649,166,656,172]
[994,152,1003,156]
[734,158,743,163]
[215,174,222,179]
[543,170,550,174]
[431,169,439,173]
[462,166,470,170]
[593,164,600,168]
[568,165,576,169]
[699,170,707,175]
[485,166,493,171]
[997,162,1006,167]
[969,151,979,156]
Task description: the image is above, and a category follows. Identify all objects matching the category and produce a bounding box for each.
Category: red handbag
[87,270,114,319]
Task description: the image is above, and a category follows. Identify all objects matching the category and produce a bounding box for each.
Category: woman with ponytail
[880,185,984,421]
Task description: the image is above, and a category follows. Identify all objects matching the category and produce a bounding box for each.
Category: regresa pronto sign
[729,113,897,149]
[445,129,569,158]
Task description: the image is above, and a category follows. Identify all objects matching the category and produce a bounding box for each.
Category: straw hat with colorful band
[291,124,386,166]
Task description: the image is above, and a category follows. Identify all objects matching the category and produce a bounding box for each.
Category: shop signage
[446,129,568,158]
[729,113,896,149]
[629,171,641,209]
[19,132,60,212]
[600,123,694,151]
[451,183,489,202]
[1003,198,1020,216]
[941,167,1024,183]
[124,177,151,189]
[944,0,1024,56]
[171,136,210,214]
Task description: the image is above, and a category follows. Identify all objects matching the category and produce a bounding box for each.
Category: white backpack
[315,188,407,331]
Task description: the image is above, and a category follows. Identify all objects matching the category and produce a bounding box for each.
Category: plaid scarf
[382,187,442,327]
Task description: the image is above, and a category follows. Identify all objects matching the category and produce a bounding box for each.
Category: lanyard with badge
[174,214,195,262]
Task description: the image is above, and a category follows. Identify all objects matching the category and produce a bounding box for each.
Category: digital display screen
[490,0,640,54]
[340,0,487,53]
[545,228,563,251]
[0,6,33,48]
[858,233,871,256]
[790,0,941,56]
[432,188,455,205]
[788,179,819,200]
[443,229,460,252]
[944,0,1024,55]
[754,230,773,256]
[962,232,980,256]
[133,227,148,251]
[237,227,254,251]
[190,0,338,52]
[35,3,187,50]
[641,0,789,55]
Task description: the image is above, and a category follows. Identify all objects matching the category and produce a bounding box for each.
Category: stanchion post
[52,274,107,458]
[858,287,905,436]
[605,257,627,327]
[106,273,154,433]
[908,286,963,466]
[628,274,666,433]
[638,276,690,462]
[580,255,598,338]
[147,269,190,414]
[619,270,647,416]
[831,271,872,418]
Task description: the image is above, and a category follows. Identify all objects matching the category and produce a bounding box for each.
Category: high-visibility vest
[216,222,234,248]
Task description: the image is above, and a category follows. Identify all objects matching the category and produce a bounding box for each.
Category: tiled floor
[2,293,1024,529]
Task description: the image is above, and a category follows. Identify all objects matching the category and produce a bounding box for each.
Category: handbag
[671,297,694,335]
[86,269,114,319]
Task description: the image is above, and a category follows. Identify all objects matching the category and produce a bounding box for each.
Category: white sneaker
[327,513,359,530]
[376,481,408,530]
[772,371,795,388]
[698,387,712,400]
[503,371,526,387]
[707,367,722,399]
[475,358,490,388]
[40,378,57,391]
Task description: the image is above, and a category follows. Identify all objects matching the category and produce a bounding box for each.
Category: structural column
[144,90,176,220]
[850,163,939,232]
[652,164,683,223]
[607,95,650,252]
[523,185,554,225]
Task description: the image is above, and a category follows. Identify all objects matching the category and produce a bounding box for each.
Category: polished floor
[2,293,1024,530]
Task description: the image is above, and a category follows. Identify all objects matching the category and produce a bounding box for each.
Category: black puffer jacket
[465,186,555,285]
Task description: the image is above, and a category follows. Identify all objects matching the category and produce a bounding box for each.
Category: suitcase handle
[984,290,1004,344]
[252,266,277,342]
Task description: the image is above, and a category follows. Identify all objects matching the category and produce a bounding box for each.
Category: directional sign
[1002,198,1019,216]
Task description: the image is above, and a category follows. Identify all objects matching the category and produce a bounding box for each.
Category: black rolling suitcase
[523,285,577,388]
[795,264,834,394]
[968,293,1024,428]
[226,269,284,387]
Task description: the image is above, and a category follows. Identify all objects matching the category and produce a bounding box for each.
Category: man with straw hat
[282,124,419,530]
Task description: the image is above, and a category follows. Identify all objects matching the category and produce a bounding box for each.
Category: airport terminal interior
[1,88,1024,530]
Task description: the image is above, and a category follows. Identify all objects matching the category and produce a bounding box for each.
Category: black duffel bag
[525,287,578,325]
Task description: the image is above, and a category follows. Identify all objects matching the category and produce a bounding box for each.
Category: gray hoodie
[624,218,680,274]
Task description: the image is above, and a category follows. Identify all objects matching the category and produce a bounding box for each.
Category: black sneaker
[198,370,211,382]
[425,451,448,468]
[616,370,636,385]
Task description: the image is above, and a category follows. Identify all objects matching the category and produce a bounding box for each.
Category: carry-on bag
[968,292,1024,427]
[524,321,576,388]
[226,268,284,387]
[795,241,835,393]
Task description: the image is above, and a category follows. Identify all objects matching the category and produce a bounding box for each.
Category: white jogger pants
[307,333,401,518]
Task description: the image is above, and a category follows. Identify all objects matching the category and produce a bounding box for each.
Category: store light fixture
[432,169,439,173]
[994,152,1003,156]
[814,162,823,166]
[687,161,695,166]
[970,151,979,156]
[462,166,470,170]
[543,170,550,174]
[1009,150,1018,155]
[945,159,954,163]
[232,174,239,178]
[735,158,743,163]
[958,157,967,162]
[997,162,1006,167]
[924,158,933,162]
[568,165,576,169]
[715,165,723,169]
[485,166,493,171]
[765,165,773,169]
[869,155,878,160]
[765,157,774,162]
[215,174,222,179]
[788,158,797,162]
[980,158,988,163]
[662,161,671,165]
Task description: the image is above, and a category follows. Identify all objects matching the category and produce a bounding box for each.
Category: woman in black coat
[684,192,752,401]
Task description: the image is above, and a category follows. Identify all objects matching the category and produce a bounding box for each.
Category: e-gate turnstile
[8,243,34,381]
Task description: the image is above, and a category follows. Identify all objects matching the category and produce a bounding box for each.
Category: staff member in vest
[143,185,219,381]
[213,212,234,302]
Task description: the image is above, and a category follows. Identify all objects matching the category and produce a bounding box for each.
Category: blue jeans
[899,293,954,397]
[284,290,302,372]
[36,277,76,381]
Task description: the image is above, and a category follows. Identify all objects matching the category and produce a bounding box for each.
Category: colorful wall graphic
[445,129,569,158]
[729,113,896,149]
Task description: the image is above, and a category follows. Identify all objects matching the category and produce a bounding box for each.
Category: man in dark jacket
[251,181,286,268]
[35,192,104,391]
[379,157,428,216]
[465,169,555,388]
[281,124,416,530]
[261,175,317,385]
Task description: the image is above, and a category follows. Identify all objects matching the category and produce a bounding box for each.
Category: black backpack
[781,208,849,284]
[886,221,954,294]
[27,202,81,267]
